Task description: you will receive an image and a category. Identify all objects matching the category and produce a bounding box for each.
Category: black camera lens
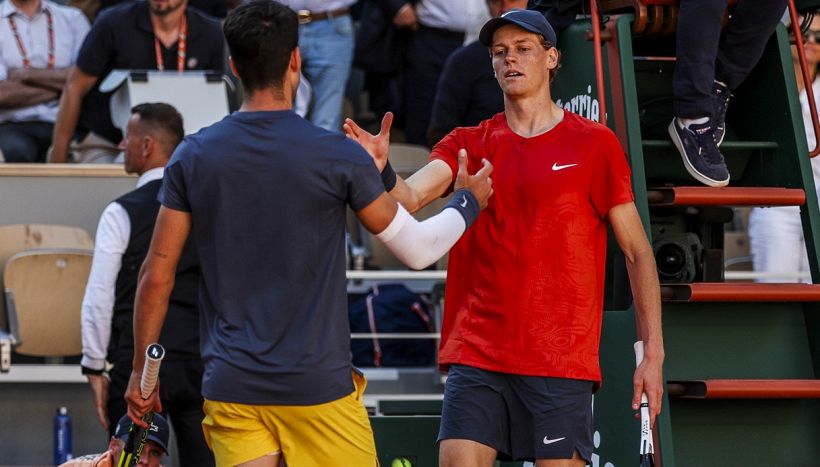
[656,243,686,277]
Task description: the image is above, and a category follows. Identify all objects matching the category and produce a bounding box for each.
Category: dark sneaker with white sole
[668,118,730,187]
[713,80,732,146]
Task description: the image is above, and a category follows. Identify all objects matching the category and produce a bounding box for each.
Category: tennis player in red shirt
[345,9,664,467]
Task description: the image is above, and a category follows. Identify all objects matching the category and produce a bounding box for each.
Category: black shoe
[668,118,730,187]
[713,80,732,146]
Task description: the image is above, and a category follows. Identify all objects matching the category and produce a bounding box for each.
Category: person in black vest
[80,102,213,467]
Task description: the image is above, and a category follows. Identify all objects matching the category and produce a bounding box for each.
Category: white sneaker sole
[668,120,730,188]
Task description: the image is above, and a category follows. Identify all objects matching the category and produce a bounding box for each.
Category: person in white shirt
[278,0,357,130]
[0,0,89,162]
[749,14,820,283]
[80,102,212,466]
[391,0,490,145]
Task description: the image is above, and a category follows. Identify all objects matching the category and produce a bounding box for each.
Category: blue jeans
[0,121,53,162]
[298,14,354,130]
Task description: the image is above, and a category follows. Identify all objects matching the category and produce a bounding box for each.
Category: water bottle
[53,406,72,465]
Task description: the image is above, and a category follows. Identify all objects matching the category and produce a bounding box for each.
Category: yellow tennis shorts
[202,371,378,466]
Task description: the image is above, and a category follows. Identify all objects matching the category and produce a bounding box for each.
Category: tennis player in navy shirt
[124,2,494,466]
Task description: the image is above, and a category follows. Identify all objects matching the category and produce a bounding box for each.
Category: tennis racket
[633,341,655,467]
[117,343,165,467]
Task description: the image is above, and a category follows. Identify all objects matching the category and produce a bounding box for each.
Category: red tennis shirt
[431,111,634,384]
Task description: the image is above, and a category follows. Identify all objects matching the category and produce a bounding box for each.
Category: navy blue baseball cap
[479,9,557,48]
[114,413,170,454]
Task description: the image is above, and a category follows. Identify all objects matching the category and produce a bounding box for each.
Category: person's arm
[356,149,493,270]
[123,206,191,426]
[391,2,418,29]
[50,66,98,163]
[608,201,665,428]
[372,0,415,22]
[344,112,454,213]
[0,80,58,108]
[12,67,73,92]
[81,202,130,430]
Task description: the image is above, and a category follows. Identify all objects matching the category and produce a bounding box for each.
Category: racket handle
[140,343,165,399]
[634,340,645,367]
[634,341,649,408]
[634,340,655,454]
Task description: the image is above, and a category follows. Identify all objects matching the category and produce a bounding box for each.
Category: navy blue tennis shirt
[159,110,385,405]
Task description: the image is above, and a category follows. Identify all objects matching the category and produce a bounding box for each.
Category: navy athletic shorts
[437,364,594,463]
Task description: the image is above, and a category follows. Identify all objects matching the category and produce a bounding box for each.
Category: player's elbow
[136,267,175,299]
[399,253,436,271]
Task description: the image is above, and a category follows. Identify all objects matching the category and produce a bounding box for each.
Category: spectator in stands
[60,413,169,467]
[668,0,787,187]
[80,103,213,466]
[428,0,528,146]
[527,0,581,33]
[369,0,489,146]
[749,13,820,283]
[278,1,356,130]
[49,0,224,163]
[345,10,663,466]
[122,3,491,466]
[78,0,242,23]
[0,0,89,163]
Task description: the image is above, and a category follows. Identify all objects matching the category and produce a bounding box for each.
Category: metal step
[667,379,820,399]
[647,186,805,206]
[661,283,820,302]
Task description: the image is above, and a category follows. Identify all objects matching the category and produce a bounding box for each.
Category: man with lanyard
[278,1,357,130]
[49,0,223,163]
[0,0,89,162]
[345,9,664,466]
[123,3,493,466]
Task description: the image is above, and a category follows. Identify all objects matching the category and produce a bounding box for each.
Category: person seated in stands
[59,413,169,467]
[427,0,528,146]
[749,13,820,283]
[0,0,90,163]
[49,0,224,163]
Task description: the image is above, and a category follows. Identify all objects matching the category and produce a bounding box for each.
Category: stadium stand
[4,248,92,357]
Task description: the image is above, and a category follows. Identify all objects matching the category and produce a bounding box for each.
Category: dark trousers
[404,24,464,146]
[108,358,215,467]
[0,121,53,162]
[673,0,788,118]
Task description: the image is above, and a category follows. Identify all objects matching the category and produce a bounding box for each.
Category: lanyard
[7,8,55,69]
[154,13,187,72]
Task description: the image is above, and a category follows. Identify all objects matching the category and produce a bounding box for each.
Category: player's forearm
[626,247,664,359]
[0,81,58,108]
[398,159,453,213]
[131,267,174,372]
[390,177,425,213]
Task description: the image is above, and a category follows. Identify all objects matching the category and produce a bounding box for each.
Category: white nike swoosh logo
[552,163,578,171]
[543,436,566,445]
[460,195,468,208]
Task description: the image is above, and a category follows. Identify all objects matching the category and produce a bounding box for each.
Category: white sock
[678,117,710,128]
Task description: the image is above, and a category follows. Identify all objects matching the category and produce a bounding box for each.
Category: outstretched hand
[344,112,393,171]
[453,149,493,209]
